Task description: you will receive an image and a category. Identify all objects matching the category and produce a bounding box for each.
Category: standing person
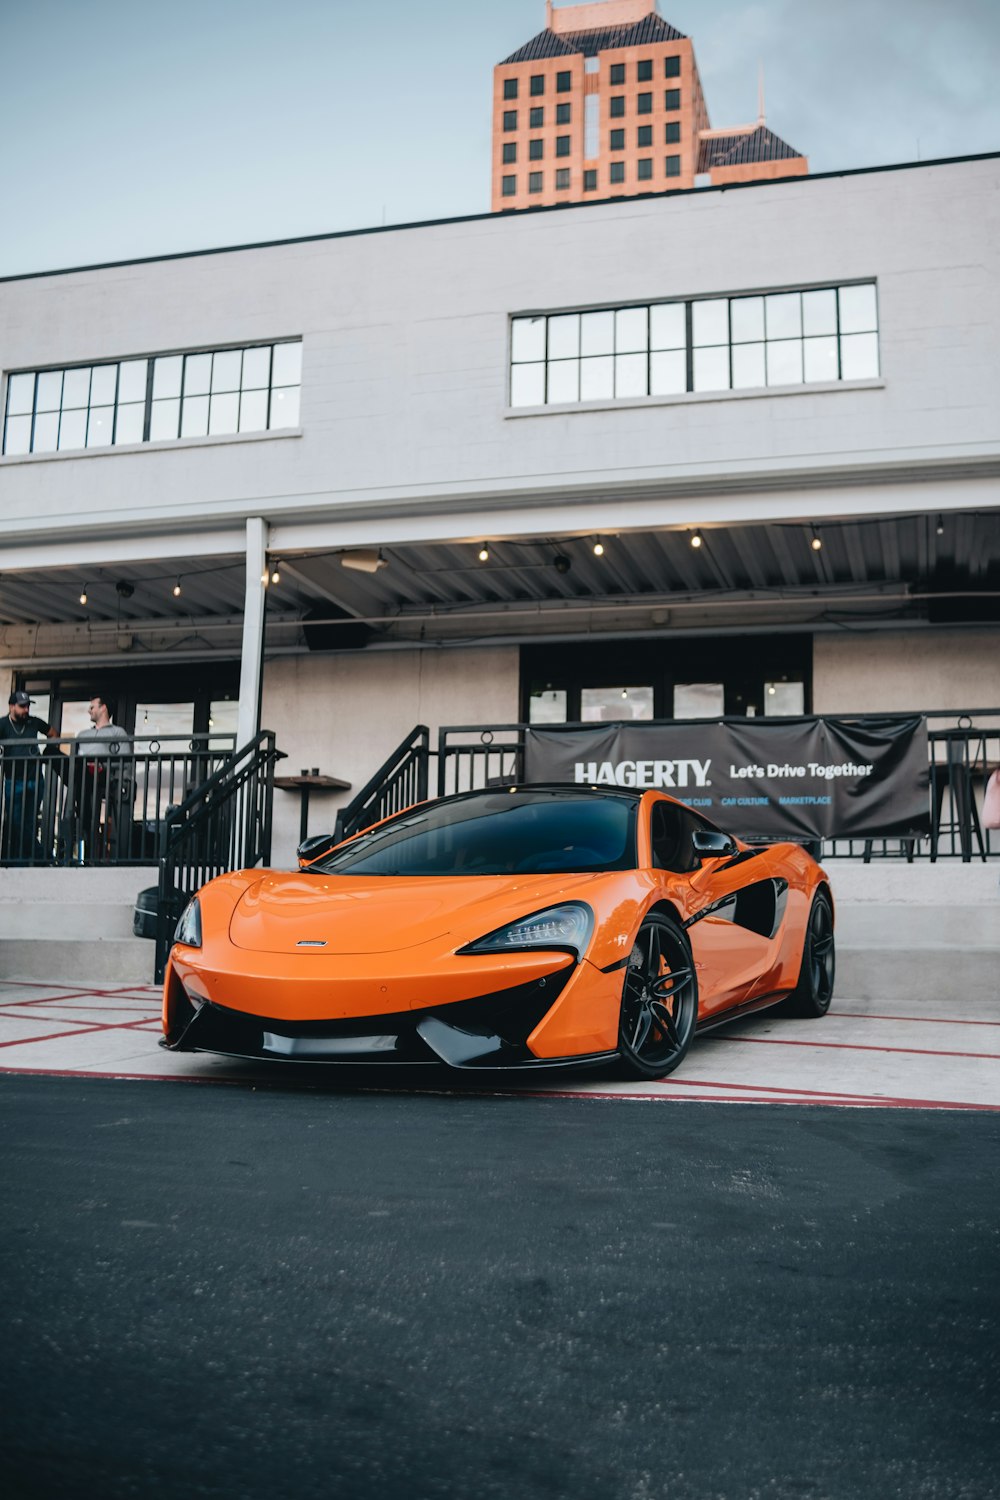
[75,696,133,860]
[0,691,57,862]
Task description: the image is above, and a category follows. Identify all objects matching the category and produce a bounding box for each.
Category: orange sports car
[162,785,834,1079]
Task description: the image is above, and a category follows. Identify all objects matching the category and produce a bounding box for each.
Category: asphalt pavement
[2,1075,998,1500]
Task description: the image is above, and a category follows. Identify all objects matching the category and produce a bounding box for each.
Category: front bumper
[162,964,614,1069]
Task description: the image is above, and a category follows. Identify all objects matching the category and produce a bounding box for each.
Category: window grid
[3,341,302,456]
[509,285,879,408]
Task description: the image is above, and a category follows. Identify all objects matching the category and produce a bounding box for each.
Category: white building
[1,151,998,863]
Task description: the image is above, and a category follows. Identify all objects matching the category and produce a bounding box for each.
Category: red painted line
[830,1011,1000,1028]
[0,1014,166,1049]
[709,1035,1000,1061]
[0,981,157,996]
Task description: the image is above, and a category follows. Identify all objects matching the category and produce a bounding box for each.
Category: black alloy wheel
[783,890,835,1017]
[617,913,698,1079]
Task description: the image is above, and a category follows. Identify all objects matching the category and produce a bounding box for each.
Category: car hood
[227,870,605,955]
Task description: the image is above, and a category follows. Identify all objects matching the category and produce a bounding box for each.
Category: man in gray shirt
[75,696,132,858]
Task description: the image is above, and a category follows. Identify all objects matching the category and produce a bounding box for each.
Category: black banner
[524,717,930,840]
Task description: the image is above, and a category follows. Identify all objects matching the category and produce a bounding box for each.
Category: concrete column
[237,516,268,748]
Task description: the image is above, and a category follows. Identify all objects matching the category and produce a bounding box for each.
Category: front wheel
[617,914,698,1079]
[782,891,835,1017]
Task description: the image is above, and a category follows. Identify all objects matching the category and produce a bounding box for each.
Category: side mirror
[297,832,336,866]
[691,829,737,861]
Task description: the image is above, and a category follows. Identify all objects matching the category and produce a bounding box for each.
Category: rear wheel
[782,891,835,1017]
[617,914,698,1079]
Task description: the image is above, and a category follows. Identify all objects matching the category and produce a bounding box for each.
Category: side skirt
[694,989,791,1036]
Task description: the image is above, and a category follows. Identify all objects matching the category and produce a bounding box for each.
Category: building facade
[1,154,998,861]
[491,0,807,213]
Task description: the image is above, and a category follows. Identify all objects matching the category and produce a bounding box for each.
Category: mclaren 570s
[162,785,835,1078]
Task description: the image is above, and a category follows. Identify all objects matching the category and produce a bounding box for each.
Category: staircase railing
[333,725,430,844]
[155,731,282,982]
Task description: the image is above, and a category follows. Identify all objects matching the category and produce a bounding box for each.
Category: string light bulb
[172,578,182,597]
[690,531,703,549]
[593,539,605,557]
[810,532,823,552]
[270,563,281,585]
[936,517,944,536]
[478,545,490,562]
[79,585,88,605]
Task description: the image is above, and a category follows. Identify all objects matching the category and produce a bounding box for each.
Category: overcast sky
[2,0,999,277]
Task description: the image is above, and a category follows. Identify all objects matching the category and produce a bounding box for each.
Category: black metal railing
[333,724,430,844]
[0,732,237,868]
[155,731,282,981]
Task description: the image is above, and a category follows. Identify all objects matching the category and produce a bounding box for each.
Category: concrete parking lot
[1,978,997,1110]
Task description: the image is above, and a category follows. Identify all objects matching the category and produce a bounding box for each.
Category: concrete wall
[262,644,520,864]
[2,155,998,550]
[813,629,1000,713]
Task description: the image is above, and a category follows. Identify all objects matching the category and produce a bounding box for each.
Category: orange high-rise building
[491,0,807,212]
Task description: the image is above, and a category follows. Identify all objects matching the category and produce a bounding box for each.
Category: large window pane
[580,310,614,356]
[238,389,269,432]
[32,411,59,451]
[6,372,35,416]
[839,284,878,334]
[58,408,87,449]
[211,349,242,392]
[803,335,838,383]
[764,681,805,715]
[692,299,727,347]
[580,355,614,400]
[118,359,147,403]
[271,342,302,387]
[511,317,546,363]
[3,414,32,454]
[650,349,686,394]
[693,345,729,391]
[649,301,685,350]
[36,370,63,411]
[150,398,180,440]
[615,306,648,353]
[62,367,91,408]
[529,689,567,725]
[90,364,117,405]
[86,406,114,447]
[730,296,764,343]
[802,288,837,336]
[241,346,271,389]
[582,686,654,722]
[615,352,647,397]
[674,683,724,718]
[548,314,579,360]
[114,403,145,444]
[731,342,765,388]
[766,339,803,386]
[184,353,212,396]
[269,385,300,428]
[152,355,182,400]
[765,293,801,340]
[547,359,580,403]
[209,392,240,434]
[840,332,879,379]
[510,363,545,406]
[180,394,209,437]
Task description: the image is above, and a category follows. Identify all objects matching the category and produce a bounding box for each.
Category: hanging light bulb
[478,545,490,562]
[79,585,89,605]
[593,539,605,557]
[621,687,629,700]
[810,532,823,552]
[172,577,182,597]
[690,531,703,549]
[270,562,281,585]
[936,517,944,536]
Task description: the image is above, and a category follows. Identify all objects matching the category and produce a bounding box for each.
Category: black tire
[782,890,835,1017]
[617,913,699,1079]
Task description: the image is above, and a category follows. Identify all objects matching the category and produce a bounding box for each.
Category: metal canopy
[1,510,997,662]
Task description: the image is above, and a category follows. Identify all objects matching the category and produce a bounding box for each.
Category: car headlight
[174,896,202,948]
[458,902,593,959]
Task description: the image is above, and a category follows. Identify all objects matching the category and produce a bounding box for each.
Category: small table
[274,774,352,843]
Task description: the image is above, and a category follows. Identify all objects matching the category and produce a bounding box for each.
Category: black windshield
[313,791,637,877]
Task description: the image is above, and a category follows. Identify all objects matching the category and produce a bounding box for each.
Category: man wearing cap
[0,691,57,861]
